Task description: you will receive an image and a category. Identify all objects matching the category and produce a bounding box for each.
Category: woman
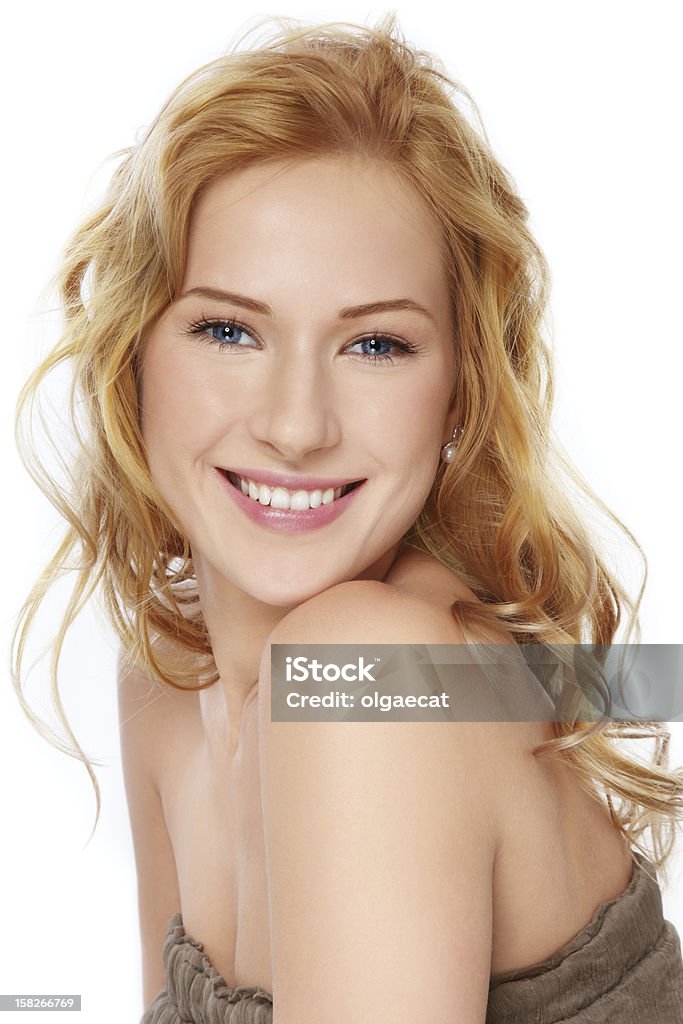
[12,15,683,1023]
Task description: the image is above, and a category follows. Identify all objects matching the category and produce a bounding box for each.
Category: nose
[246,349,342,461]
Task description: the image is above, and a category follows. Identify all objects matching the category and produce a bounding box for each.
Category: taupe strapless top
[139,852,683,1023]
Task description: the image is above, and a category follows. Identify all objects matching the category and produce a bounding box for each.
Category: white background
[1,1,681,1021]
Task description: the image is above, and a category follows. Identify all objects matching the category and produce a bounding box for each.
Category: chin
[236,561,359,610]
[248,579,333,610]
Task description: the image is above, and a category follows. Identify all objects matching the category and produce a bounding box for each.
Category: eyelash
[183,316,421,364]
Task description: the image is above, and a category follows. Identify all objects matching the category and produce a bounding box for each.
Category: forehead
[183,156,449,306]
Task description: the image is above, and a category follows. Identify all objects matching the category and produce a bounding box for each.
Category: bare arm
[257,581,506,1024]
[117,649,181,1009]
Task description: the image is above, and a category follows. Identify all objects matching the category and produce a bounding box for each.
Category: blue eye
[347,333,410,363]
[184,317,256,350]
[207,322,246,344]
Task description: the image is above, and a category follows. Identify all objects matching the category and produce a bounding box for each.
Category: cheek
[140,359,191,470]
[388,370,452,455]
[140,340,232,473]
[349,367,449,526]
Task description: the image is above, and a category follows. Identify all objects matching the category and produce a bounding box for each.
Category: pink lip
[215,468,366,534]
[223,466,365,491]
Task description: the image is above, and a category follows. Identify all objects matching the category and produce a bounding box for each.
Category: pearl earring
[440,425,464,464]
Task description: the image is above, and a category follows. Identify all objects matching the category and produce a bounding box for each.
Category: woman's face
[140,155,458,606]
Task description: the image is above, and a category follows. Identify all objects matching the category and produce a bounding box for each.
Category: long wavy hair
[12,14,682,878]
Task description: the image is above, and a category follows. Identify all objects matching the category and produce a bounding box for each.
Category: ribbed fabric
[139,916,272,1024]
[486,852,683,1022]
[140,852,683,1023]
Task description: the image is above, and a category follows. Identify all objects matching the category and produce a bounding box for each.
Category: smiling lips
[216,467,366,534]
[223,470,365,512]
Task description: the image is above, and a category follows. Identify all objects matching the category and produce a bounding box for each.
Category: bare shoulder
[266,574,466,648]
[255,569,513,1020]
[259,558,520,746]
[116,647,168,775]
[117,644,175,731]
[116,638,200,784]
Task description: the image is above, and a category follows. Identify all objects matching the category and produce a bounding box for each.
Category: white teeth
[270,487,292,510]
[290,489,314,511]
[231,473,354,510]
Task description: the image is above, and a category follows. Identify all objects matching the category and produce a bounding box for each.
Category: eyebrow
[179,286,436,323]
